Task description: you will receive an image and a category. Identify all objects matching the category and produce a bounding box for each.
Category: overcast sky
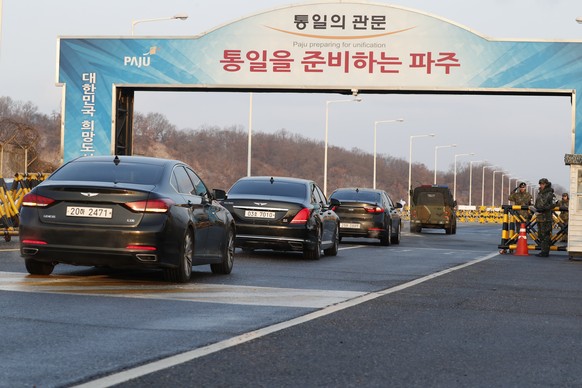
[1,0,581,192]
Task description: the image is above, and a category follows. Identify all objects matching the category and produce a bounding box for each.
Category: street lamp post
[482,165,494,207]
[408,133,436,206]
[324,97,361,195]
[453,152,475,201]
[508,177,517,201]
[492,170,503,207]
[433,144,457,184]
[247,92,253,176]
[373,119,404,189]
[0,0,3,61]
[468,160,484,207]
[131,13,189,35]
[501,174,510,206]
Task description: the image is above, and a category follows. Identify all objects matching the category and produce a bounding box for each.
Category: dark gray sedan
[19,155,235,283]
[330,187,402,245]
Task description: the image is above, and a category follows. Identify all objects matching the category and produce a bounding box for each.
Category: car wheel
[24,258,54,275]
[445,224,453,235]
[410,225,420,233]
[391,222,401,245]
[380,224,391,246]
[304,227,321,260]
[164,229,193,283]
[323,224,339,256]
[211,226,235,274]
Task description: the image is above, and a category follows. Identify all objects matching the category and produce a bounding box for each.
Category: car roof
[332,187,384,194]
[235,176,313,185]
[69,155,182,167]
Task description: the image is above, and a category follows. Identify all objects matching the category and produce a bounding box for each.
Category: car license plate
[244,210,275,219]
[340,222,360,229]
[66,206,113,219]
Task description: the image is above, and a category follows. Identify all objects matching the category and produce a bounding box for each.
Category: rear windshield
[49,162,164,185]
[331,191,380,203]
[417,192,445,206]
[229,180,307,198]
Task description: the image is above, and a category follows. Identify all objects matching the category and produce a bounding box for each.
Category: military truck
[409,185,457,234]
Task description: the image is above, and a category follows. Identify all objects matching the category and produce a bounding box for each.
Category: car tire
[410,225,420,233]
[445,224,453,235]
[211,226,235,274]
[323,224,339,256]
[164,229,193,283]
[380,224,391,246]
[391,222,401,245]
[304,227,321,260]
[24,258,54,275]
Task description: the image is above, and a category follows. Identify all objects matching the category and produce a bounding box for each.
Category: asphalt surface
[117,250,582,388]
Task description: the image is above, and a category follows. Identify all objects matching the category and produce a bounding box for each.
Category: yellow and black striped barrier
[401,205,506,224]
[497,205,567,254]
[0,173,48,241]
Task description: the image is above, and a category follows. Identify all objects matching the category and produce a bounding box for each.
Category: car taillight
[124,198,174,213]
[126,245,157,251]
[21,193,55,207]
[290,208,311,224]
[21,239,47,245]
[365,206,384,214]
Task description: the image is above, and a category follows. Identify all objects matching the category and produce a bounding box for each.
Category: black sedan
[222,176,340,260]
[329,187,402,245]
[19,155,235,283]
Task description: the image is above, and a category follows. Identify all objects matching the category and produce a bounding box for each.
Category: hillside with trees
[0,96,561,205]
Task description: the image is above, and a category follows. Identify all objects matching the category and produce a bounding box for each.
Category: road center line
[73,251,499,388]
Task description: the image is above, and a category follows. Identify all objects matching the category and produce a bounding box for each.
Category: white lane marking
[338,245,367,251]
[0,248,19,252]
[73,251,499,388]
[0,272,365,309]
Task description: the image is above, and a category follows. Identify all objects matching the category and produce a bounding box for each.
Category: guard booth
[566,155,582,257]
[56,0,582,256]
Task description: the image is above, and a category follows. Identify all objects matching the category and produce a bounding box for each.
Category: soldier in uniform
[556,193,569,242]
[533,178,556,257]
[508,182,533,232]
[556,193,569,225]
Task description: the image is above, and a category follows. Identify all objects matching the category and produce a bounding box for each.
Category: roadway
[0,223,580,387]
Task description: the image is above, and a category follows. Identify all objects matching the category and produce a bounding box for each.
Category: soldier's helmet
[519,182,526,188]
[539,178,549,185]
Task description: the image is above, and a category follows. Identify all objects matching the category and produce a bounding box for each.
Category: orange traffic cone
[514,223,529,256]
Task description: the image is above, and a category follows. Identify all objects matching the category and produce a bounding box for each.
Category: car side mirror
[329,198,341,208]
[213,189,227,201]
[395,202,403,209]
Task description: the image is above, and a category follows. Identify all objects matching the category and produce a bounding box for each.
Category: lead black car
[222,176,340,260]
[19,155,235,283]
